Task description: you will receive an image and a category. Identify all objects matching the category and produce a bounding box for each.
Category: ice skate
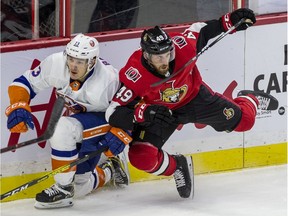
[110,156,129,186]
[100,155,129,187]
[173,154,194,199]
[237,90,278,110]
[34,183,74,209]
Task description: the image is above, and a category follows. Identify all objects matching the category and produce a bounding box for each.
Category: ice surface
[0,165,287,216]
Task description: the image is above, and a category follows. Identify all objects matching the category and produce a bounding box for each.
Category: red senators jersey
[115,31,202,110]
[106,21,223,129]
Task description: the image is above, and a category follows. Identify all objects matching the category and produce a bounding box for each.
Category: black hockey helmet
[140,26,173,55]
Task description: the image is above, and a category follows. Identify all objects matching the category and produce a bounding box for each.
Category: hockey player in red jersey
[105,8,278,199]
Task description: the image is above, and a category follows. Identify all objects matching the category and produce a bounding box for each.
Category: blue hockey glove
[99,127,132,157]
[6,102,34,133]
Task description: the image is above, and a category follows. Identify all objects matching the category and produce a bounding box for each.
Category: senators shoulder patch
[125,67,142,83]
[172,36,187,49]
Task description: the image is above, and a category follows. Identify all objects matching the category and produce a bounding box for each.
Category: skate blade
[117,151,130,185]
[34,198,73,209]
[186,155,195,199]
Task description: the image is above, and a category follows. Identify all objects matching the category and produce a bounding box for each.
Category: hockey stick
[151,18,249,87]
[0,96,65,154]
[0,146,109,200]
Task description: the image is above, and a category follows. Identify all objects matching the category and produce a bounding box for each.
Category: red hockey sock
[128,142,176,176]
[233,96,257,132]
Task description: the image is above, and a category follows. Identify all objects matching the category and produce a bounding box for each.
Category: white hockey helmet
[65,33,99,71]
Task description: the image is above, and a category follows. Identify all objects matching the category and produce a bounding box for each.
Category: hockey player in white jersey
[5,34,132,209]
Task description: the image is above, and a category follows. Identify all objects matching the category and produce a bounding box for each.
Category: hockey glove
[99,127,132,157]
[5,102,34,133]
[134,103,175,127]
[220,8,256,33]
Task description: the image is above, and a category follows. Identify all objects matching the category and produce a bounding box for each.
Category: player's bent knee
[128,142,159,171]
[49,116,83,150]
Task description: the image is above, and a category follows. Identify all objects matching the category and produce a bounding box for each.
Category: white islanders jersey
[11,52,120,113]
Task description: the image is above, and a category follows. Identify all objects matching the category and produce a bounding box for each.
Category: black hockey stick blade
[150,18,247,87]
[0,96,65,154]
[0,146,109,200]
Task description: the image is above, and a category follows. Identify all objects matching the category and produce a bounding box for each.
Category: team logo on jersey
[172,36,187,49]
[159,80,188,103]
[57,92,87,114]
[223,107,235,120]
[125,67,142,82]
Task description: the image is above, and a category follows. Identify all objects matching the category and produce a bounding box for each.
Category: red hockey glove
[134,103,175,127]
[99,127,132,157]
[220,8,256,33]
[5,102,34,133]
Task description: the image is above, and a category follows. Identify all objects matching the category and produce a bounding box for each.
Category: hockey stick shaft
[1,96,65,154]
[0,146,109,200]
[150,18,247,87]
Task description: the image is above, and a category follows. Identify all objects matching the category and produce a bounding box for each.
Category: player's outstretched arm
[195,8,256,52]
